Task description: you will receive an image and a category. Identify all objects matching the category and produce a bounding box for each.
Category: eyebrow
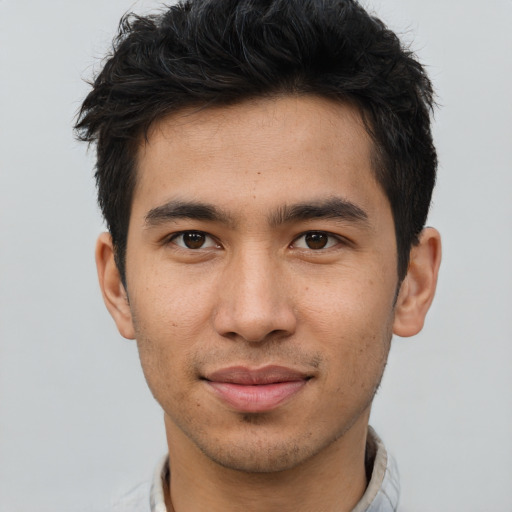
[144,197,369,229]
[268,198,369,227]
[144,200,232,227]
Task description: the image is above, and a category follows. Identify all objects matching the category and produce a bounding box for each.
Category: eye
[169,231,219,250]
[292,231,341,250]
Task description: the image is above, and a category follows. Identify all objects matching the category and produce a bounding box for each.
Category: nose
[213,248,297,343]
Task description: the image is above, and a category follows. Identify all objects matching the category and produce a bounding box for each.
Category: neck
[163,414,370,512]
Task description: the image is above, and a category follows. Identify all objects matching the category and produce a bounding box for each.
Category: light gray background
[1,0,511,510]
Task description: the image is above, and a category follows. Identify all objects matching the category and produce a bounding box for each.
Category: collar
[352,426,400,511]
[149,427,400,512]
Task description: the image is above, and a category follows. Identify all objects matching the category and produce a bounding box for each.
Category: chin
[193,421,340,474]
[202,444,312,474]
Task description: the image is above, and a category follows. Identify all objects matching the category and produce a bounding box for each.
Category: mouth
[202,365,311,413]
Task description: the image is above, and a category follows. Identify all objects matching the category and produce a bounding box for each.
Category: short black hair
[75,0,437,284]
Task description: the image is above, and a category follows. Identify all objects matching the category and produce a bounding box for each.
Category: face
[123,96,401,472]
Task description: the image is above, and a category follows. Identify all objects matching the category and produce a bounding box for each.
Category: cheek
[130,265,215,339]
[133,311,199,417]
[299,275,394,373]
[300,269,395,330]
[127,275,215,395]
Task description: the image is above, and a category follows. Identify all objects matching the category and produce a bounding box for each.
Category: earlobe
[393,228,442,337]
[95,232,135,340]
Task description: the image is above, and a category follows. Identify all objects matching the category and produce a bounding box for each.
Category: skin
[97,95,441,512]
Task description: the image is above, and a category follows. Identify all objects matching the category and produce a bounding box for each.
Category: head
[76,0,441,478]
[75,0,437,285]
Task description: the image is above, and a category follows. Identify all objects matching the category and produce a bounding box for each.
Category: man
[75,0,441,510]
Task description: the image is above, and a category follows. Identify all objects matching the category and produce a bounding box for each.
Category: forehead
[132,95,386,222]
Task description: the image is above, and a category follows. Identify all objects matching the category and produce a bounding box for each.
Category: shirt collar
[352,426,400,511]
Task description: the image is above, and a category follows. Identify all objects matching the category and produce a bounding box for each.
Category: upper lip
[204,365,310,385]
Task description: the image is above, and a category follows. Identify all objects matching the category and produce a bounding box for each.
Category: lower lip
[206,380,307,413]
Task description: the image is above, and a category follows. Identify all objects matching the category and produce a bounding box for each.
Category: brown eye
[183,232,206,249]
[171,231,218,250]
[292,231,340,250]
[304,232,329,249]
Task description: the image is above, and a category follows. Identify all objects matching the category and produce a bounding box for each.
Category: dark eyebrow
[268,198,369,227]
[144,200,232,227]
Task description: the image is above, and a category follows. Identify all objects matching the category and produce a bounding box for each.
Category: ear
[95,232,135,340]
[393,227,442,337]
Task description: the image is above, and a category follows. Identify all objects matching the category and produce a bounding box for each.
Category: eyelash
[168,231,220,250]
[291,231,345,251]
[166,230,345,251]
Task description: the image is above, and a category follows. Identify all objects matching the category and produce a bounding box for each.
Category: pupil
[184,232,205,249]
[305,232,328,249]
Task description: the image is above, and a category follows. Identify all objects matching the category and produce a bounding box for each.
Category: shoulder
[110,480,152,512]
[109,455,168,512]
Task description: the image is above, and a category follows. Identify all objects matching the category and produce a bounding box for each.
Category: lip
[203,365,310,413]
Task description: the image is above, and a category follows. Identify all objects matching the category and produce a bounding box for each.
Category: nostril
[218,327,295,345]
